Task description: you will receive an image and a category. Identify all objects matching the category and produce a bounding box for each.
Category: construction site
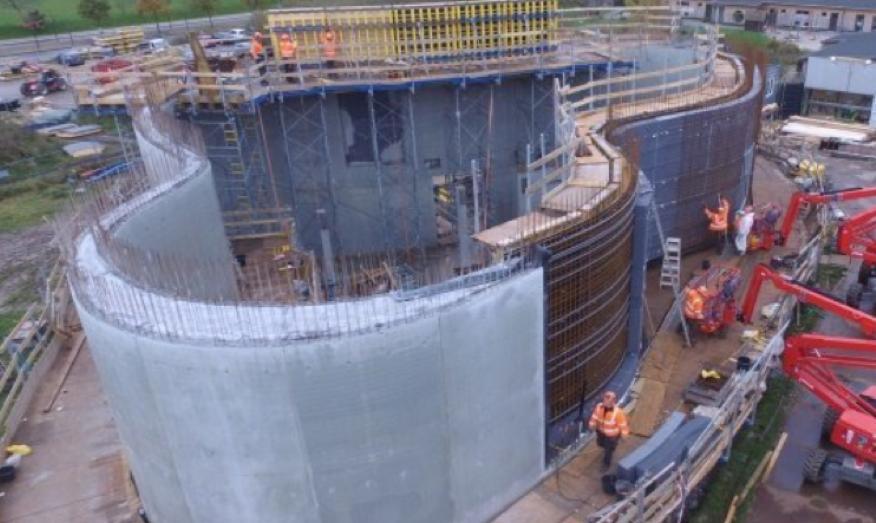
[1,1,876,523]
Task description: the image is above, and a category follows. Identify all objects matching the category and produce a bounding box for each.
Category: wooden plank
[627,378,667,437]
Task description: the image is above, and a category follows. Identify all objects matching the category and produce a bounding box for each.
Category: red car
[91,58,134,84]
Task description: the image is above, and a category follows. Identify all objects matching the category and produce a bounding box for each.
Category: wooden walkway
[495,145,802,523]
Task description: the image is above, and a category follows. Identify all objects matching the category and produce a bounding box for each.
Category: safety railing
[0,262,70,447]
[68,6,682,109]
[588,229,825,523]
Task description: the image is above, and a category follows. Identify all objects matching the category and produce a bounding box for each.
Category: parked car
[215,28,250,44]
[0,96,20,111]
[57,49,86,67]
[20,69,67,97]
[91,58,134,84]
[137,38,169,54]
[8,61,42,75]
[197,32,219,48]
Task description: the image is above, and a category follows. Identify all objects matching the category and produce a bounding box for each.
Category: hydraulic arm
[739,264,876,337]
[780,187,876,263]
[741,264,876,471]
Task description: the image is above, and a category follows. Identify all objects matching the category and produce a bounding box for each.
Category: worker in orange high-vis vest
[279,32,298,83]
[683,285,709,321]
[249,32,267,83]
[589,390,630,469]
[704,196,730,254]
[320,27,339,73]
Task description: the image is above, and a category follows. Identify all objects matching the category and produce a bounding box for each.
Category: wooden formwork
[266,0,559,63]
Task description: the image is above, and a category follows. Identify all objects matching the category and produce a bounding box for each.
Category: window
[821,12,827,16]
[855,14,865,31]
[679,1,689,5]
[732,9,745,23]
[872,16,876,30]
[795,10,810,15]
[337,91,404,165]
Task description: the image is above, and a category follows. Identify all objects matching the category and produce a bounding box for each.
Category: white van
[138,38,169,54]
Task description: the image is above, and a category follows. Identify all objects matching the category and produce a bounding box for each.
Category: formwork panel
[267,0,558,63]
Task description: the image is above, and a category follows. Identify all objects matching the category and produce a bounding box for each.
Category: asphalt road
[0,12,251,61]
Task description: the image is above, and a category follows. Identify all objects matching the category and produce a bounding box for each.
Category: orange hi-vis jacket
[704,198,730,232]
[321,31,338,59]
[589,402,630,438]
[280,39,297,60]
[684,288,706,320]
[250,38,264,61]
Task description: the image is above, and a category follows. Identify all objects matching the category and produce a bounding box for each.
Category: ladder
[649,200,692,347]
[659,237,682,290]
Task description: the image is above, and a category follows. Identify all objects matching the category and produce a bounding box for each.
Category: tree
[190,0,218,27]
[21,9,45,32]
[242,0,268,10]
[20,8,45,48]
[0,0,34,16]
[78,0,111,27]
[136,0,170,33]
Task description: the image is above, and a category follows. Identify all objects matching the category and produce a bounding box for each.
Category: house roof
[712,0,876,10]
[811,31,876,58]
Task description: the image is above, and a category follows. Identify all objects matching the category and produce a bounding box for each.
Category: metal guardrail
[67,7,683,109]
[589,231,825,523]
[0,262,70,447]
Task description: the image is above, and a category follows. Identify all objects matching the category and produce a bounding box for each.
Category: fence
[67,6,685,109]
[588,229,826,523]
[0,262,70,447]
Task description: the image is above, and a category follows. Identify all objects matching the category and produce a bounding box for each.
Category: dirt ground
[0,222,56,316]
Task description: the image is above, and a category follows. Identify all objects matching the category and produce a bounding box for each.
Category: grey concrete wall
[202,75,555,255]
[112,165,237,300]
[75,268,545,523]
[609,66,762,260]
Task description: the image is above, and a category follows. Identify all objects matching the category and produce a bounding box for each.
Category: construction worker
[734,205,755,255]
[279,32,298,83]
[704,196,730,254]
[320,26,339,75]
[684,285,709,321]
[589,391,630,469]
[250,32,267,84]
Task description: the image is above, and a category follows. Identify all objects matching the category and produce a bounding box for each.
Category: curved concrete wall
[111,164,238,300]
[75,261,545,523]
[609,66,762,259]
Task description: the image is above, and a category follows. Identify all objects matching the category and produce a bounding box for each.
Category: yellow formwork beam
[266,0,558,63]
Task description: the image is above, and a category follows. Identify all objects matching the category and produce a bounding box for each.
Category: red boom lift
[779,186,876,309]
[740,264,876,490]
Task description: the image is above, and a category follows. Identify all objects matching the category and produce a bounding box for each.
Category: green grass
[0,187,68,233]
[722,28,804,66]
[0,0,262,39]
[0,0,414,39]
[690,375,796,523]
[814,263,848,291]
[722,28,771,48]
[0,310,24,343]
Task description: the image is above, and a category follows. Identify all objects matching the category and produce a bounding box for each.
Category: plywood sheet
[628,378,668,437]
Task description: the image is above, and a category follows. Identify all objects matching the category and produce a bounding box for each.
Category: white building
[674,0,876,32]
[803,32,876,126]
